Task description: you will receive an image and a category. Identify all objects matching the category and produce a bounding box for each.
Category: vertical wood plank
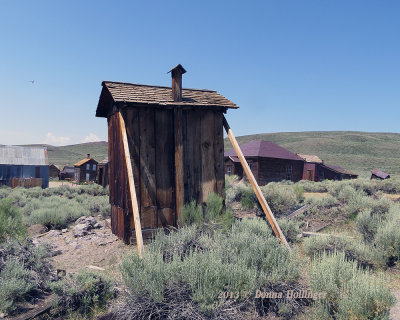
[155,109,174,226]
[213,111,225,198]
[183,109,202,204]
[174,108,184,224]
[123,108,141,230]
[201,110,216,203]
[139,108,157,228]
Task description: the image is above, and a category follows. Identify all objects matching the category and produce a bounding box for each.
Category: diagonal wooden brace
[118,112,145,258]
[223,116,291,250]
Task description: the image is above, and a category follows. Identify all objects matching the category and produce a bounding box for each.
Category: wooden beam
[222,116,291,250]
[118,112,144,258]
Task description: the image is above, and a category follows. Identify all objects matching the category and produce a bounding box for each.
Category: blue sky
[0,0,399,145]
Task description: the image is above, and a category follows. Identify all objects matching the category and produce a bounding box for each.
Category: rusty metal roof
[298,154,323,163]
[0,146,48,165]
[224,140,304,161]
[323,164,358,176]
[371,169,390,179]
[74,157,98,167]
[96,81,238,117]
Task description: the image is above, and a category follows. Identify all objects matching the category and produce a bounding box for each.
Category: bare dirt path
[32,217,133,279]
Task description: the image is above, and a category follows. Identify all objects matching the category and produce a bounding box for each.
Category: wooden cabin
[49,164,60,179]
[97,158,109,187]
[299,154,358,181]
[299,154,323,181]
[59,166,75,180]
[96,64,238,242]
[0,146,49,188]
[74,154,98,182]
[224,140,305,185]
[371,169,390,180]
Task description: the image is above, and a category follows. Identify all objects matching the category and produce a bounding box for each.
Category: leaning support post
[118,112,144,258]
[223,116,291,250]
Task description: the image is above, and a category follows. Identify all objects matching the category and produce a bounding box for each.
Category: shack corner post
[222,116,291,250]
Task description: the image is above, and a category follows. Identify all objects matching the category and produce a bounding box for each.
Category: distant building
[74,154,98,182]
[371,169,390,180]
[298,154,323,181]
[49,164,60,179]
[224,140,305,185]
[59,166,75,180]
[0,146,49,188]
[96,157,108,187]
[319,164,358,181]
[299,154,358,181]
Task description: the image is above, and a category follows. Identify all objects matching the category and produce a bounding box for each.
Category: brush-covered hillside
[21,141,108,167]
[224,131,400,178]
[24,131,400,177]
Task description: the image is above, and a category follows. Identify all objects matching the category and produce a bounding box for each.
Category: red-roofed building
[224,140,305,185]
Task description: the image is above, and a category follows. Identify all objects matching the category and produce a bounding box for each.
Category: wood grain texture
[139,108,157,228]
[200,110,216,203]
[155,109,175,226]
[183,109,202,204]
[174,108,184,223]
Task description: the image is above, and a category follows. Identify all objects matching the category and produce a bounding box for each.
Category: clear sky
[0,1,399,145]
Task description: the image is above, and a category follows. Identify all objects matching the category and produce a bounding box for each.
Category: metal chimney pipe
[169,64,186,102]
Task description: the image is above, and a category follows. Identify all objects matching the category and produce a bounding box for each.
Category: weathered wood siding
[258,158,304,185]
[182,109,225,204]
[108,107,225,242]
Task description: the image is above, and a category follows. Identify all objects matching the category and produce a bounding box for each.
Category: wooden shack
[96,64,238,242]
[371,169,390,180]
[74,154,98,182]
[97,158,109,187]
[49,164,60,179]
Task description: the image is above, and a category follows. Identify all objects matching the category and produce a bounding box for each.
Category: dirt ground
[31,217,133,280]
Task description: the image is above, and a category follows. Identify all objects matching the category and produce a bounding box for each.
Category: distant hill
[224,131,400,178]
[24,131,400,178]
[22,142,108,168]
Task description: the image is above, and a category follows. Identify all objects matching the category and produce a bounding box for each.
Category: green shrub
[50,270,114,317]
[24,196,90,229]
[178,201,204,226]
[261,183,299,216]
[220,207,235,231]
[310,252,394,319]
[374,206,400,266]
[303,235,375,268]
[118,218,300,318]
[355,210,381,243]
[0,240,52,314]
[0,260,33,313]
[205,193,223,221]
[277,218,301,243]
[0,199,26,242]
[295,180,328,193]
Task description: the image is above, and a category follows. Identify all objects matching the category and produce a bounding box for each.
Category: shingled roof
[224,140,304,161]
[298,154,323,164]
[323,164,357,176]
[96,81,238,117]
[371,169,390,179]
